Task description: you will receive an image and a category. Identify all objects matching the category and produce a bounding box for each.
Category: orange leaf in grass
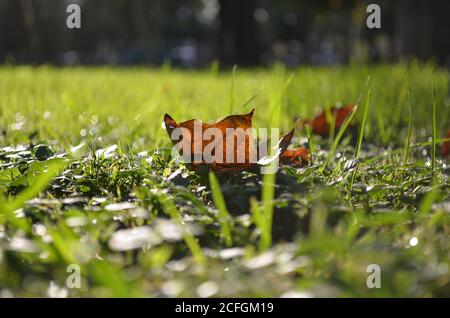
[442,129,450,158]
[279,147,310,167]
[305,103,355,136]
[163,109,294,172]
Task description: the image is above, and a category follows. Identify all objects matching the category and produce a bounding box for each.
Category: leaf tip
[164,113,177,129]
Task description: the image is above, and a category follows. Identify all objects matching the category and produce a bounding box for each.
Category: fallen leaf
[304,104,355,136]
[442,129,450,158]
[163,109,294,172]
[279,147,310,167]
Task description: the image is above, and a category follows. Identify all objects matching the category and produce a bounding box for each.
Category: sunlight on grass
[0,64,449,297]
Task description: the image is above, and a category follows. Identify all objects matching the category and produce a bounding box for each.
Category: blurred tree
[218,0,264,66]
[395,0,449,65]
[0,0,447,66]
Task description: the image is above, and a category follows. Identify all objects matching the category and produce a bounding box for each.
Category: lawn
[0,63,449,297]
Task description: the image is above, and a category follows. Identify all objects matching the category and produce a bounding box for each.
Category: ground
[0,64,449,297]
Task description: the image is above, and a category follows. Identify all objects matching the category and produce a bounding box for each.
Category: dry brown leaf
[304,103,355,136]
[164,109,295,172]
[279,147,310,167]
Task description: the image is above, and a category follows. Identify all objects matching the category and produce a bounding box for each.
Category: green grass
[208,172,233,247]
[432,84,437,177]
[403,91,413,166]
[0,63,449,297]
[350,88,370,190]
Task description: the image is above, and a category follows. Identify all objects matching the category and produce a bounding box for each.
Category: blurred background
[0,0,449,67]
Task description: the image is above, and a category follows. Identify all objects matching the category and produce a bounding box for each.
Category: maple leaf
[304,103,355,136]
[279,147,310,167]
[163,109,295,172]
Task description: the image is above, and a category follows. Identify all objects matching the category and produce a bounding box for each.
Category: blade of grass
[305,123,314,162]
[158,194,205,265]
[48,224,78,264]
[320,103,359,174]
[229,64,237,113]
[89,259,139,297]
[259,169,276,251]
[419,184,440,218]
[250,197,266,251]
[268,73,294,128]
[350,89,371,190]
[325,105,336,145]
[355,90,371,159]
[431,84,437,177]
[250,197,262,229]
[239,92,259,109]
[403,91,413,166]
[208,171,233,247]
[255,71,294,251]
[0,197,30,232]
